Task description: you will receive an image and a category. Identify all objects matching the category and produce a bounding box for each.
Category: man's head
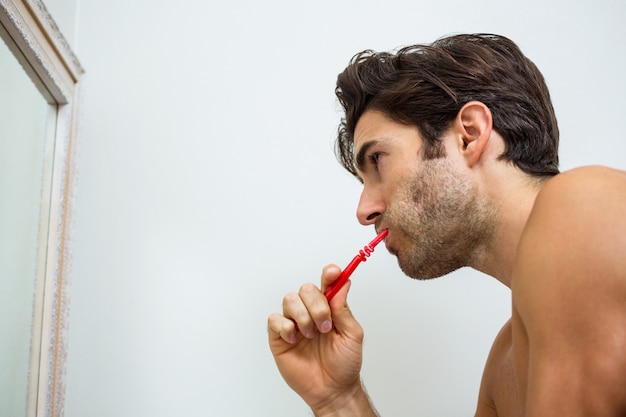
[335,33,560,179]
[352,109,499,280]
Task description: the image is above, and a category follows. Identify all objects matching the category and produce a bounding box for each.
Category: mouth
[378,228,397,255]
[374,227,389,243]
[375,227,391,249]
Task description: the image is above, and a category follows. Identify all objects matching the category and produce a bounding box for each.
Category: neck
[473,172,547,288]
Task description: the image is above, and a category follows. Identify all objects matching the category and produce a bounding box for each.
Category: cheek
[385,188,421,231]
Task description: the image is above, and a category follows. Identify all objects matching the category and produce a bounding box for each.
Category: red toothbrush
[323,229,389,301]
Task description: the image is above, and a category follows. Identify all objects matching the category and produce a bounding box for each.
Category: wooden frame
[0,0,83,416]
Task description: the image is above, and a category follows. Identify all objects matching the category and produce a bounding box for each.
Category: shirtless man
[267,34,626,416]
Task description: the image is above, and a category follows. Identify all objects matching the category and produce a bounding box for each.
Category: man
[267,33,626,416]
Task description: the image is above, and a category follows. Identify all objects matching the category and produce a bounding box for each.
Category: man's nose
[356,186,385,225]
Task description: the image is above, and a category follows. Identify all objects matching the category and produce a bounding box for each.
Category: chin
[397,255,459,281]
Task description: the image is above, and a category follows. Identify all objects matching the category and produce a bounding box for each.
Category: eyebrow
[354,140,379,175]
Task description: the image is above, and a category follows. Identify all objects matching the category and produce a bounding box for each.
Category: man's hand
[267,265,375,416]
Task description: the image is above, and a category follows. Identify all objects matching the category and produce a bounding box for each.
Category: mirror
[0,35,55,416]
[0,0,83,415]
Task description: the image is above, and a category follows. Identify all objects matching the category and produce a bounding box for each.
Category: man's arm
[513,167,626,416]
[311,384,380,417]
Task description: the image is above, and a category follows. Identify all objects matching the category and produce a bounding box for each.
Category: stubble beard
[384,157,497,280]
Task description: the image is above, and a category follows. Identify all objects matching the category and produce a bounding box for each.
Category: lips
[380,229,396,254]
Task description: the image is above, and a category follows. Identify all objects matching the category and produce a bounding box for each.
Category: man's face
[353,110,495,280]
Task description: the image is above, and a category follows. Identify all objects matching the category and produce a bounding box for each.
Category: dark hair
[335,33,560,178]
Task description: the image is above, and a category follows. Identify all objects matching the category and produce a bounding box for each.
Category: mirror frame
[0,0,83,416]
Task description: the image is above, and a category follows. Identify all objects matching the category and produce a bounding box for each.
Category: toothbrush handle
[323,229,388,301]
[323,256,362,301]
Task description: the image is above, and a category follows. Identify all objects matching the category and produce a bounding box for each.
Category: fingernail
[320,320,332,333]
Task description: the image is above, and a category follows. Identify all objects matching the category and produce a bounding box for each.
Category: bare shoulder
[520,165,626,266]
[515,164,626,309]
[534,165,626,212]
[512,165,626,414]
[550,164,626,188]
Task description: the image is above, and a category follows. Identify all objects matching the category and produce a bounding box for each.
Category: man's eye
[368,152,383,168]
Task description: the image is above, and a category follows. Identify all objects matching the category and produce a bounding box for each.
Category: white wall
[64,1,626,416]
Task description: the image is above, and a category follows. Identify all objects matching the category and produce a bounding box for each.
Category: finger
[320,264,343,292]
[298,283,333,335]
[282,290,317,339]
[321,267,364,342]
[330,280,364,341]
[267,312,297,345]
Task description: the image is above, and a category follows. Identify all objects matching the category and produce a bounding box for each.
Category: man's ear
[455,101,493,167]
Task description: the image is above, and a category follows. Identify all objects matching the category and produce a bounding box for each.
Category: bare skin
[268,105,626,416]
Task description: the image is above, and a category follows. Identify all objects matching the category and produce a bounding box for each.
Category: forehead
[353,110,394,146]
[353,110,424,152]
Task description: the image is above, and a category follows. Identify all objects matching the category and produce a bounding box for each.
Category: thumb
[321,265,362,336]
